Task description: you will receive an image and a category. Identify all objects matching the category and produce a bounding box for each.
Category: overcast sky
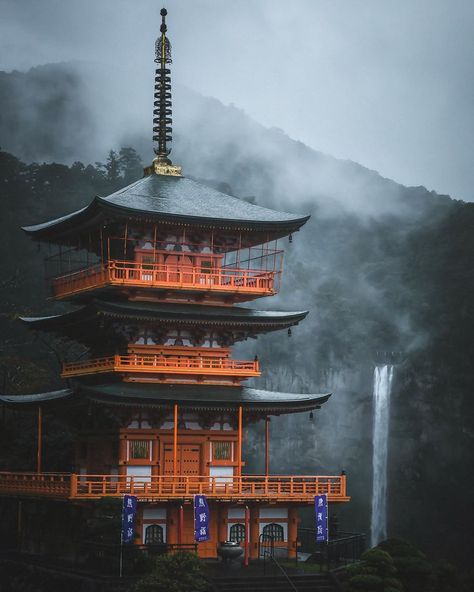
[1,0,473,201]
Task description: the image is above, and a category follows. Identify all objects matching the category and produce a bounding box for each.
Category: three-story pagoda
[0,8,349,561]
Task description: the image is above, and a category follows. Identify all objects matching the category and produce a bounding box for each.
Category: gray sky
[1,0,473,201]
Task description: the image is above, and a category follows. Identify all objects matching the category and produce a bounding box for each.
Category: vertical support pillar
[119,435,127,477]
[123,223,128,259]
[265,416,270,476]
[17,500,23,551]
[288,507,298,559]
[244,505,249,566]
[249,506,259,560]
[167,506,179,545]
[217,505,227,544]
[178,504,184,545]
[37,406,42,473]
[173,404,178,475]
[237,406,243,479]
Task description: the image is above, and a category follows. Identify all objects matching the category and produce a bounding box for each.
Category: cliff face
[0,62,473,566]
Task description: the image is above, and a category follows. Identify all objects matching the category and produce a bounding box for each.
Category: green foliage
[131,552,211,592]
[344,547,402,592]
[119,146,144,184]
[347,574,384,590]
[378,539,433,592]
[345,540,467,592]
[85,497,123,544]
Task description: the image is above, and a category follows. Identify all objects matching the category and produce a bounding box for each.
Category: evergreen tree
[101,149,121,187]
[119,146,143,184]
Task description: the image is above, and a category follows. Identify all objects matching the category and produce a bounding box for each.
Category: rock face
[0,62,473,566]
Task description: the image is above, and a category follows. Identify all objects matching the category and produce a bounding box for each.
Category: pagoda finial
[146,7,182,177]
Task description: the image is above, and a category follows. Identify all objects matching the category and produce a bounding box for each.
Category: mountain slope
[0,62,473,565]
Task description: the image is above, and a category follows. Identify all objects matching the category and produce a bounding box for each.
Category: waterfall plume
[371,364,394,547]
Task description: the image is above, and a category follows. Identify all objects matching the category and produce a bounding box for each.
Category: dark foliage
[131,552,211,592]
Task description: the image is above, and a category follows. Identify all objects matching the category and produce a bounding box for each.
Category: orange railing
[61,354,260,379]
[52,261,278,299]
[0,472,71,498]
[0,473,349,503]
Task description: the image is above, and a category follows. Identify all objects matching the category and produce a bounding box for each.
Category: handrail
[51,259,279,298]
[269,555,298,592]
[0,472,348,501]
[61,353,260,377]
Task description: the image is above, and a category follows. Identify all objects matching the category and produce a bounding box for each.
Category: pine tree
[119,146,143,184]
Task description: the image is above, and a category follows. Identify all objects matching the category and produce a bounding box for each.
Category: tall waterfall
[370,364,394,547]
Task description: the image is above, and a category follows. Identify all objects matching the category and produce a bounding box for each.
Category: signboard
[194,494,210,542]
[315,494,328,542]
[121,494,138,544]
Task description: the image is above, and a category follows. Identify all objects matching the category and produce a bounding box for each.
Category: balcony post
[265,416,270,476]
[36,406,42,473]
[237,406,243,478]
[17,500,23,551]
[173,404,179,475]
[70,473,78,498]
[340,470,346,497]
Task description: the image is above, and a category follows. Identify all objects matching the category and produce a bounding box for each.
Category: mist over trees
[0,62,473,568]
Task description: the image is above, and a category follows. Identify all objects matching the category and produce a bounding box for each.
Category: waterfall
[370,364,394,547]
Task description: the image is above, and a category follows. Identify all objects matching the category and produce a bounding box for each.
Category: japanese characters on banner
[194,494,210,542]
[314,494,328,542]
[122,494,138,544]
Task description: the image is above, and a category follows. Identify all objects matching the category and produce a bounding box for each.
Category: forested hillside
[0,63,473,566]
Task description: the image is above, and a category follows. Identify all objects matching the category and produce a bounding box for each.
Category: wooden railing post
[70,473,78,498]
[340,471,346,498]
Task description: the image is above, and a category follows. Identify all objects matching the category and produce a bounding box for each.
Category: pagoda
[0,8,349,561]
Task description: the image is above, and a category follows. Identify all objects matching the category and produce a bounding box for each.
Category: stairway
[211,573,339,592]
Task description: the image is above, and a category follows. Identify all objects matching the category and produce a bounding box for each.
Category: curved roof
[0,389,73,405]
[81,383,330,414]
[22,174,310,239]
[20,301,308,343]
[0,384,330,415]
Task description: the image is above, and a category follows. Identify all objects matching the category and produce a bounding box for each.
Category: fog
[1,0,473,201]
[0,0,473,564]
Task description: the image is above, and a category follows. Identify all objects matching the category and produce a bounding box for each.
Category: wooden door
[163,444,201,476]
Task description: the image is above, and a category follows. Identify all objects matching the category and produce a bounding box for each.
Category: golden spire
[145,7,182,177]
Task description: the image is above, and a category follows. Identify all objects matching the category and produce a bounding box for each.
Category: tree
[101,149,121,186]
[132,552,211,592]
[119,146,143,185]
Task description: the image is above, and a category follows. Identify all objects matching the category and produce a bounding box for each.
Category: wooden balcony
[61,353,260,382]
[0,472,349,503]
[51,261,278,300]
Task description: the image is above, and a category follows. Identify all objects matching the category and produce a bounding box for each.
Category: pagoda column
[167,505,179,545]
[237,405,243,477]
[36,406,42,473]
[288,507,298,559]
[119,436,127,476]
[249,506,259,560]
[173,404,178,474]
[217,506,227,544]
[265,416,270,475]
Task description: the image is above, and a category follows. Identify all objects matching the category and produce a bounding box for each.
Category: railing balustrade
[0,472,348,502]
[61,353,260,378]
[51,260,279,299]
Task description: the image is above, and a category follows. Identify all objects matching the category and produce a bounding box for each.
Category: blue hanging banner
[121,494,138,544]
[314,494,328,542]
[194,494,210,542]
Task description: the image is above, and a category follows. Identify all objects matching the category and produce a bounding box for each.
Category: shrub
[131,551,211,592]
